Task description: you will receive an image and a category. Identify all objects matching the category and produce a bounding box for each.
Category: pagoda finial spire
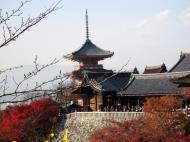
[85,9,89,40]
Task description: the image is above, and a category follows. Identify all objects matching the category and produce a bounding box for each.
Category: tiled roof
[170,53,190,72]
[65,39,114,59]
[118,72,190,96]
[143,63,167,74]
[100,74,131,92]
[85,72,131,92]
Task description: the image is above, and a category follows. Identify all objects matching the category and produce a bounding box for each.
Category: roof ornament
[86,9,90,40]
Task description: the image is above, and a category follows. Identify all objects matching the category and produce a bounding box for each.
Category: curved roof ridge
[134,71,190,79]
[65,39,114,60]
[72,39,114,56]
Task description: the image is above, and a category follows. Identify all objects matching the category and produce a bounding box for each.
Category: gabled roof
[65,39,114,60]
[85,72,131,92]
[118,73,189,96]
[170,53,190,72]
[100,73,131,92]
[143,63,167,74]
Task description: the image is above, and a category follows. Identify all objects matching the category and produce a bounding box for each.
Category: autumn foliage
[142,96,188,142]
[89,96,190,142]
[89,119,145,142]
[0,98,60,142]
[180,87,190,99]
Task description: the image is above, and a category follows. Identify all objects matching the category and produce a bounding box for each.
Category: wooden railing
[66,112,144,120]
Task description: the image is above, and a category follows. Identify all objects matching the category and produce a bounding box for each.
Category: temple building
[64,11,190,112]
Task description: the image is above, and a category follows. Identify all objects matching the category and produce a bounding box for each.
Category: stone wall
[53,112,144,142]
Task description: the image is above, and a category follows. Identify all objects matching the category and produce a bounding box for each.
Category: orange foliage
[89,120,144,142]
[143,96,181,112]
[89,96,190,142]
[180,87,190,98]
[142,96,186,141]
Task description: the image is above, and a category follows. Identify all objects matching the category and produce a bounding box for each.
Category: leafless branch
[0,0,66,105]
[0,0,30,25]
[0,55,68,104]
[3,75,8,94]
[84,57,132,89]
[0,0,62,48]
[0,91,55,104]
[0,65,23,74]
[99,57,131,84]
[0,74,70,104]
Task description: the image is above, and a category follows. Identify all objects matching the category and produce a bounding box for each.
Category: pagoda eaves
[65,9,114,80]
[65,39,114,62]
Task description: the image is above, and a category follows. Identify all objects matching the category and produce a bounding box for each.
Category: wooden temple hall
[64,10,190,112]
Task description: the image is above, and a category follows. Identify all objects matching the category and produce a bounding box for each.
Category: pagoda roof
[65,39,114,60]
[143,63,167,74]
[170,53,190,72]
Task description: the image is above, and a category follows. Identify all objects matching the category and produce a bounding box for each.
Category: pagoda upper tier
[65,39,114,62]
[64,9,114,80]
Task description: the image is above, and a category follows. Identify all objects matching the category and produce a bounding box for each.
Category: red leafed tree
[0,98,60,142]
[89,119,144,142]
[180,87,190,98]
[89,96,190,142]
[142,96,187,142]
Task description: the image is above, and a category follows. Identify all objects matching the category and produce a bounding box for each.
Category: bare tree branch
[0,55,65,94]
[0,91,55,104]
[0,74,70,104]
[0,1,30,25]
[0,1,67,105]
[83,57,132,90]
[0,65,23,74]
[99,57,132,84]
[0,0,62,48]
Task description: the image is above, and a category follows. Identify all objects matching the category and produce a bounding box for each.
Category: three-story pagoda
[65,10,114,80]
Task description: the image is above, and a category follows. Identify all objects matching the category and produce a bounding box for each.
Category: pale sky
[1,0,190,72]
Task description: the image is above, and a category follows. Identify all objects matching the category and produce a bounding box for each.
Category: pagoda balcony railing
[66,112,144,120]
[74,64,103,70]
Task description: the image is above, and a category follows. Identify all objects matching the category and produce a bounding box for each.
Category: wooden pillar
[97,93,103,111]
[137,98,140,107]
[128,98,130,109]
[90,95,96,111]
